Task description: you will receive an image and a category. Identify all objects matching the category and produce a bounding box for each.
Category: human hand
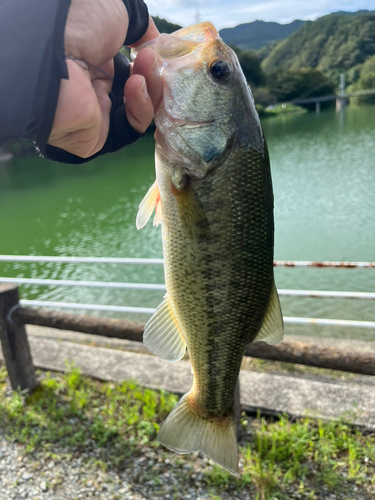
[47,0,161,158]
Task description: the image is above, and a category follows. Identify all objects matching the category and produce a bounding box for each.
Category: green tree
[152,16,182,34]
[347,54,375,104]
[228,44,241,56]
[349,72,375,104]
[266,68,335,108]
[361,54,375,75]
[262,13,375,78]
[237,51,265,86]
[252,87,274,107]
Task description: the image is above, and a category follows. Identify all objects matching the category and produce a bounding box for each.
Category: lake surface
[1,105,374,340]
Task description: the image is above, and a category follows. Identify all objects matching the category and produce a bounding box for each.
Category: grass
[0,364,177,467]
[1,365,375,499]
[236,414,375,499]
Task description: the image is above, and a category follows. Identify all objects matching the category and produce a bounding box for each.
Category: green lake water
[1,105,374,340]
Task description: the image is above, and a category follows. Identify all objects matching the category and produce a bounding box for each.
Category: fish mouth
[175,119,215,129]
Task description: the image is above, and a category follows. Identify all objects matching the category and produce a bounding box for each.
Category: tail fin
[158,393,238,474]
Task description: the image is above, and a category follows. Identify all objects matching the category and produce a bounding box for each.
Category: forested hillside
[219,19,305,50]
[262,12,375,82]
[152,16,181,34]
[347,53,375,104]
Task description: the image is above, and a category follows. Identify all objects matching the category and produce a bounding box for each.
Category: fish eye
[210,60,231,83]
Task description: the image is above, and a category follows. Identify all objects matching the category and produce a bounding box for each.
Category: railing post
[0,284,37,392]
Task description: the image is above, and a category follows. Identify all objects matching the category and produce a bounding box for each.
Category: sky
[146,0,374,30]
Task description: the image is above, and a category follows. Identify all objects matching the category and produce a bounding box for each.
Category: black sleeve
[0,0,71,149]
[122,0,149,45]
[0,0,150,162]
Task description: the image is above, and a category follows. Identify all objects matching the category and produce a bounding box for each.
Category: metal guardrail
[20,300,156,315]
[1,277,374,301]
[0,277,166,291]
[1,256,374,330]
[2,284,375,396]
[0,255,164,265]
[1,256,375,268]
[274,260,375,269]
[284,317,375,330]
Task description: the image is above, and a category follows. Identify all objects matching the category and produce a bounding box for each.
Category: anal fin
[144,296,186,362]
[254,281,284,345]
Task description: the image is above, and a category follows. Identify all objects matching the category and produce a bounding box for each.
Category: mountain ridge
[219,19,305,50]
[218,10,375,53]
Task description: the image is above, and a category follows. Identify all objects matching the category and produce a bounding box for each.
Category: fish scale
[158,146,274,418]
[135,22,283,474]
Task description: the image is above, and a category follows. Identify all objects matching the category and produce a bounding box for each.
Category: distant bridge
[289,89,375,110]
[282,73,375,112]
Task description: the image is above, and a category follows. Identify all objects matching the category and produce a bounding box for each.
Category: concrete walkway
[1,326,375,430]
[25,324,375,354]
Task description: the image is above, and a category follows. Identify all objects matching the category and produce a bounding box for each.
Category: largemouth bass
[135,22,283,475]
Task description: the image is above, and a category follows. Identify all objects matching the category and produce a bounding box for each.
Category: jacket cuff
[122,0,149,45]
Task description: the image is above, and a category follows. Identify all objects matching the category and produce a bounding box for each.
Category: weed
[1,365,375,500]
[0,365,178,468]
[205,414,375,499]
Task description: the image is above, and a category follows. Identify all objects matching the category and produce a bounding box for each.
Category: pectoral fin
[254,282,284,345]
[136,181,162,229]
[144,296,187,362]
